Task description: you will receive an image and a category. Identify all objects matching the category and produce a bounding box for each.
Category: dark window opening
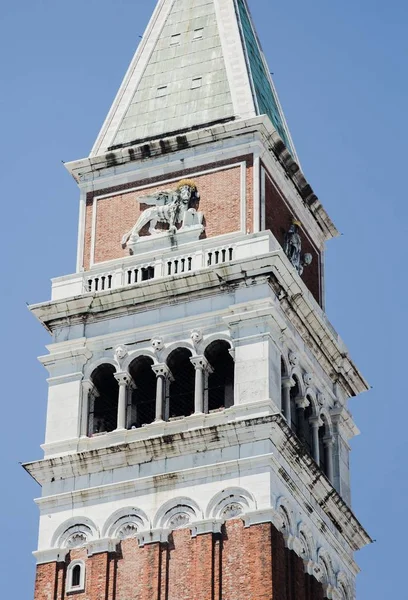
[319,418,329,476]
[89,364,118,435]
[128,356,156,428]
[290,377,300,435]
[72,564,81,588]
[204,340,234,412]
[302,402,313,455]
[167,348,195,418]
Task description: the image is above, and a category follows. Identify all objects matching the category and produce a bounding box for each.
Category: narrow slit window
[191,77,202,90]
[170,33,181,46]
[193,28,204,40]
[156,85,168,97]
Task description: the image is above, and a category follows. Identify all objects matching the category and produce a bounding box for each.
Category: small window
[193,28,204,40]
[191,77,202,90]
[66,561,85,593]
[156,85,168,98]
[170,33,181,46]
[72,565,81,587]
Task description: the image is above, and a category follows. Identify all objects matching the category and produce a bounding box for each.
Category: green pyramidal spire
[91,0,297,161]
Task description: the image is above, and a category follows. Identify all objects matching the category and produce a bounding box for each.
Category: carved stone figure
[114,345,128,368]
[284,221,313,276]
[190,329,203,346]
[121,179,204,254]
[151,337,164,353]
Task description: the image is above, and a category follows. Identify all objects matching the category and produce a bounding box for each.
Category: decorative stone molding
[243,508,283,530]
[87,538,117,556]
[168,512,191,529]
[207,487,255,520]
[103,507,149,539]
[137,529,171,547]
[59,524,93,549]
[67,532,88,549]
[190,519,223,537]
[33,548,68,565]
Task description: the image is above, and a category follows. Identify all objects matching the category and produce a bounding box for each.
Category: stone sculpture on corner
[121,179,204,254]
[284,220,312,276]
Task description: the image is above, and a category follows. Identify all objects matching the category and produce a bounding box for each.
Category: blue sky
[0,0,406,597]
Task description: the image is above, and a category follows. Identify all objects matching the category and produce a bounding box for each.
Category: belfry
[25,1,371,599]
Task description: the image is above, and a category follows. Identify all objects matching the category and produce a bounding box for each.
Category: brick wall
[34,521,326,600]
[263,167,322,305]
[83,156,254,269]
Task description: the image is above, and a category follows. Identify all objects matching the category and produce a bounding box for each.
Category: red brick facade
[83,157,254,269]
[34,521,326,600]
[263,167,322,304]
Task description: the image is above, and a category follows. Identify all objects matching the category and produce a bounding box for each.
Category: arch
[289,368,306,397]
[161,340,196,363]
[316,548,334,586]
[275,496,296,536]
[167,347,195,418]
[201,333,234,354]
[66,560,85,593]
[297,523,317,563]
[88,363,119,434]
[51,517,99,549]
[206,487,256,520]
[121,348,157,373]
[128,355,156,428]
[336,572,352,600]
[204,340,235,411]
[305,388,319,417]
[103,507,150,539]
[84,357,118,380]
[153,497,202,530]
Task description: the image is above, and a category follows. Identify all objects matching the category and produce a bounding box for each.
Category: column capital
[114,371,134,386]
[323,436,335,448]
[295,395,310,410]
[190,355,213,373]
[281,376,295,390]
[309,415,323,428]
[152,363,174,381]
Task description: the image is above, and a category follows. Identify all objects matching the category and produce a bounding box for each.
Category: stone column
[281,377,294,423]
[114,372,133,430]
[323,437,335,483]
[152,364,173,422]
[190,356,213,414]
[81,380,99,437]
[309,416,323,464]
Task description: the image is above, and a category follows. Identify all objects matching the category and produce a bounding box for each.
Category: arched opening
[89,364,118,435]
[128,356,156,428]
[290,376,300,435]
[72,564,81,588]
[167,348,195,418]
[204,340,234,411]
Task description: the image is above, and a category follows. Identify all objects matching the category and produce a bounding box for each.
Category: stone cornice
[23,415,371,554]
[29,251,368,398]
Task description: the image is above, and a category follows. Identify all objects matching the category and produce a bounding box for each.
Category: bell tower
[25,1,371,599]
